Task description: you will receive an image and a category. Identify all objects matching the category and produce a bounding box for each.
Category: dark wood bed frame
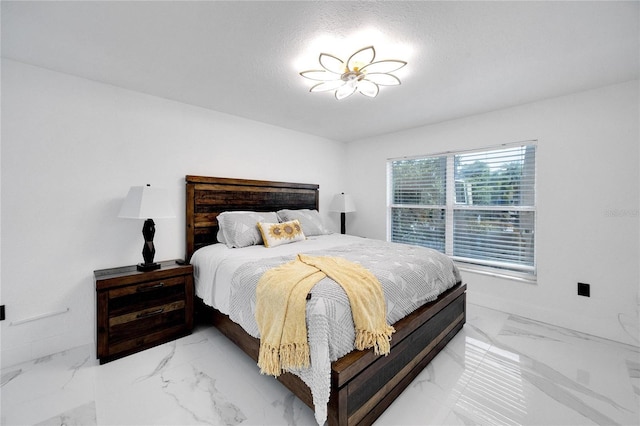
[185,175,466,426]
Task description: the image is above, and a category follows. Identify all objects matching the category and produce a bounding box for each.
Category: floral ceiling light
[299,46,407,100]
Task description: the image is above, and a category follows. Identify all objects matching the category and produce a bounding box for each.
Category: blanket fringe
[258,343,281,377]
[355,326,396,356]
[258,342,310,377]
[280,342,310,370]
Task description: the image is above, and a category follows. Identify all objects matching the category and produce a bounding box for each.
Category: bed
[185,175,466,426]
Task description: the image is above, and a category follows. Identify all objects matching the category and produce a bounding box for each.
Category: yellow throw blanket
[255,254,395,377]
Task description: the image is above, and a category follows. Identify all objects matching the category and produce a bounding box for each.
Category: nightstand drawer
[109,276,186,316]
[108,276,186,298]
[109,300,186,344]
[109,324,188,356]
[109,300,186,327]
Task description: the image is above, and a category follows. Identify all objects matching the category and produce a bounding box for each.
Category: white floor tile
[2,304,638,426]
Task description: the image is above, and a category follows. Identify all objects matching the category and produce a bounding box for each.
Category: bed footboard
[201,282,466,426]
[329,283,466,425]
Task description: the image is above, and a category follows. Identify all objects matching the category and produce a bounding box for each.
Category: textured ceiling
[2,1,638,142]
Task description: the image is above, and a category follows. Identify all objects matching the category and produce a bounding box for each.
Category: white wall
[0,59,348,367]
[345,80,640,346]
[2,59,637,368]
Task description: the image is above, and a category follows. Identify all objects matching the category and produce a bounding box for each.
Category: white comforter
[191,234,461,425]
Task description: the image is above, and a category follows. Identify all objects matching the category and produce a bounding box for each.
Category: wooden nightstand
[94,260,194,364]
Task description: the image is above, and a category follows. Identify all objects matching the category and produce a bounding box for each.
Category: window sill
[455,262,537,284]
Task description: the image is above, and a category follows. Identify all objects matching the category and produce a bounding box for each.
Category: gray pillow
[277,209,330,236]
[217,211,279,248]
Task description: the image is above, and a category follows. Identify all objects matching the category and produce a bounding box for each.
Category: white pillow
[277,209,330,236]
[216,228,227,245]
[217,211,279,248]
[257,220,306,248]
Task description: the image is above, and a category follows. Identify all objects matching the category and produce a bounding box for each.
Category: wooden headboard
[185,175,319,261]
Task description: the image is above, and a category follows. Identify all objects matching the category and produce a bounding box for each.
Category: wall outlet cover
[578,282,591,297]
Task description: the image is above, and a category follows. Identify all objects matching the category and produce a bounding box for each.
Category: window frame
[387,141,537,281]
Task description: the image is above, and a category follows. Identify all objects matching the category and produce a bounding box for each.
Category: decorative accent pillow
[277,209,330,236]
[217,211,279,248]
[258,220,306,248]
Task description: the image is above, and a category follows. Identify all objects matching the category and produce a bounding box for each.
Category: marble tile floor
[1,303,638,426]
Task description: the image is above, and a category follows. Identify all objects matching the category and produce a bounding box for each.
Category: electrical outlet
[577,283,591,297]
[0,305,5,321]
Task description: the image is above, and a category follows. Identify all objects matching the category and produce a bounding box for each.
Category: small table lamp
[330,192,356,234]
[118,184,175,271]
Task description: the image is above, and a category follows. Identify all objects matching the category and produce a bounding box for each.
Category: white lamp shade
[118,185,175,219]
[329,193,356,213]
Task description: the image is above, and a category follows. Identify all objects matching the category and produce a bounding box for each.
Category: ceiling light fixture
[300,46,407,100]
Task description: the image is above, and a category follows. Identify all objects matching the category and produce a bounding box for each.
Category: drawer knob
[136,282,165,292]
[136,308,165,319]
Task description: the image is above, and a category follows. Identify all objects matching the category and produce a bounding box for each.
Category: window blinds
[389,143,536,276]
[390,157,446,251]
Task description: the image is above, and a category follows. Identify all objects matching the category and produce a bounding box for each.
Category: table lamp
[330,192,356,234]
[118,184,175,271]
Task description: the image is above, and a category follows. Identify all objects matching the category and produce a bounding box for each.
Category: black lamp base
[137,262,161,272]
[138,218,159,272]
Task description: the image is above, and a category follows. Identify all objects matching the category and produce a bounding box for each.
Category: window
[388,142,536,278]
